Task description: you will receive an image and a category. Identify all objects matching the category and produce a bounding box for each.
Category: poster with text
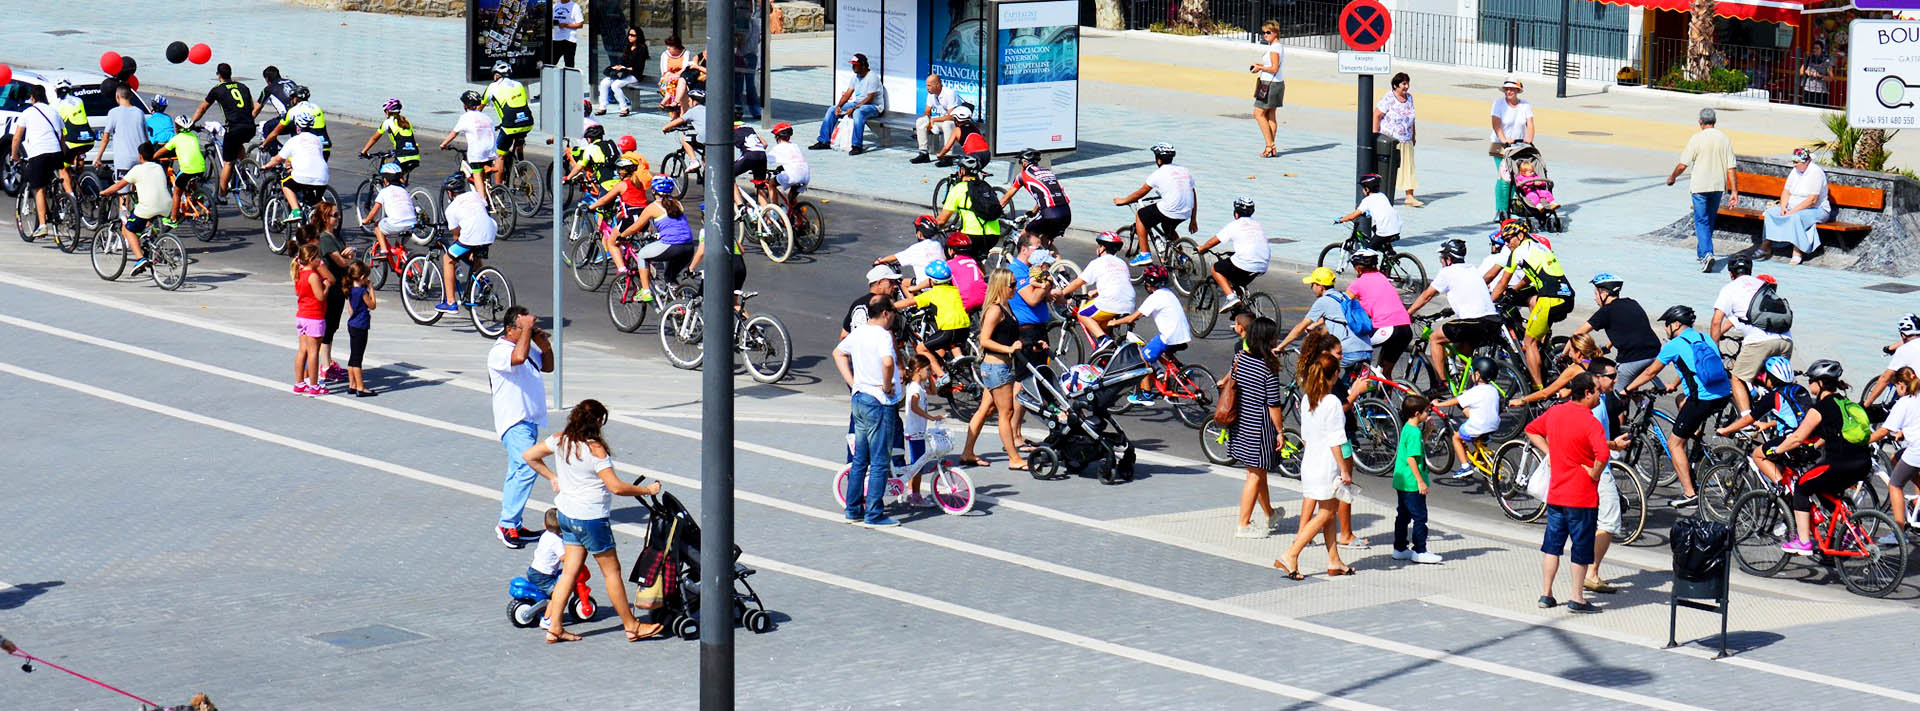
[930,0,989,111]
[991,0,1077,153]
[834,0,885,110]
[467,0,552,82]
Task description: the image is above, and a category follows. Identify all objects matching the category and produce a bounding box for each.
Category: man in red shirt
[1522,372,1609,614]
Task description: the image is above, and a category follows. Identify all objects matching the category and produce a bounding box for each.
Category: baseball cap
[1302,266,1337,287]
[849,53,869,66]
[865,264,902,283]
[1029,249,1055,266]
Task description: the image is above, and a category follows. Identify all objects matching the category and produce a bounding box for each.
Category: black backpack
[1670,516,1733,581]
[1745,278,1793,334]
[965,177,1004,222]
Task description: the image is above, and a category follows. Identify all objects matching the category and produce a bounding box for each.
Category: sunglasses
[1597,372,1618,378]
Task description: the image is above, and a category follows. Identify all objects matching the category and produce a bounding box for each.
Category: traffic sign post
[540,65,584,411]
[1339,0,1392,203]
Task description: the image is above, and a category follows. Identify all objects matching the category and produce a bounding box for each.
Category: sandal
[1006,461,1030,472]
[1327,566,1356,577]
[545,630,582,644]
[960,455,990,467]
[1273,558,1305,581]
[626,622,665,642]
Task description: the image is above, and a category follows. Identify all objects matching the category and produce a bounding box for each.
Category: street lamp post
[700,0,738,706]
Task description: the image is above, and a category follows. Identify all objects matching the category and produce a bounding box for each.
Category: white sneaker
[1391,549,1414,560]
[1411,551,1443,564]
[1234,525,1266,539]
[1217,293,1242,313]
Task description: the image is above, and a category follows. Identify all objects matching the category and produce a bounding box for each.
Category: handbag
[629,517,679,610]
[1213,371,1239,427]
[1254,79,1273,103]
[1525,452,1552,502]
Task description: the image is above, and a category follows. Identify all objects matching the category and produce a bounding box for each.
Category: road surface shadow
[0,580,64,610]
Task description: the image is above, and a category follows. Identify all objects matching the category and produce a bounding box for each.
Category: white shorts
[378,218,417,235]
[776,172,808,192]
[1596,468,1623,537]
[1460,421,1499,440]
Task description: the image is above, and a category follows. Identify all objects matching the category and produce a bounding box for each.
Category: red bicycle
[1729,454,1909,597]
[1104,333,1219,429]
[363,238,411,292]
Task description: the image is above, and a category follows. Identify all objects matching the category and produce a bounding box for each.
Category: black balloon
[165,41,189,64]
[115,56,137,79]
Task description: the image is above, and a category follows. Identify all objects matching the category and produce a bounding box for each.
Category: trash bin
[1372,133,1402,202]
[1667,516,1734,658]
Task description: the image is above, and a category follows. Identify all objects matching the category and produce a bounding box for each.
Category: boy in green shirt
[1393,395,1442,564]
[154,115,208,223]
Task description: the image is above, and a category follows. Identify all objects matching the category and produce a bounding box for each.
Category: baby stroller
[1499,142,1565,233]
[1016,343,1153,484]
[628,487,774,639]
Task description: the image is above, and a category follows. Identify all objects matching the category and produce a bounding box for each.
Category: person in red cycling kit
[1001,147,1071,242]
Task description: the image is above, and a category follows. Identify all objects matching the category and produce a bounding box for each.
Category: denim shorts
[979,361,1014,389]
[556,510,616,554]
[1541,504,1597,565]
[524,566,559,596]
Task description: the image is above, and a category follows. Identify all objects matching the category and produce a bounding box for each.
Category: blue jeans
[1690,192,1721,259]
[846,392,899,523]
[818,102,880,149]
[499,421,541,529]
[1394,490,1429,553]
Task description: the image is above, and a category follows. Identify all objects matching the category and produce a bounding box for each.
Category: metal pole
[549,70,569,411]
[1556,0,1570,98]
[701,0,737,703]
[1507,18,1517,74]
[759,0,772,130]
[1356,73,1374,204]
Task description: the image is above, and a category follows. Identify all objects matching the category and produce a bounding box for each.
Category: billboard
[930,0,990,109]
[1849,20,1920,128]
[989,0,1078,154]
[467,0,553,82]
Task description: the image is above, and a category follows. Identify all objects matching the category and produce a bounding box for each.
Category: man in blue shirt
[1625,305,1733,509]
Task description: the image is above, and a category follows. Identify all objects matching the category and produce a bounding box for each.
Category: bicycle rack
[1664,544,1733,659]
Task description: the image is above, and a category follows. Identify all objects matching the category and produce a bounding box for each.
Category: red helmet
[617,135,637,152]
[1140,264,1170,286]
[913,215,942,237]
[944,232,972,249]
[771,121,794,138]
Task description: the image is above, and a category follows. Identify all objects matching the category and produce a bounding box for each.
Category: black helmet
[1150,142,1175,160]
[1019,148,1041,164]
[1805,359,1844,385]
[1659,305,1696,326]
[1727,254,1753,276]
[443,174,469,195]
[1358,173,1383,191]
[460,90,482,107]
[291,85,311,102]
[1232,196,1255,217]
[1438,238,1467,262]
[1471,356,1500,381]
[584,124,605,140]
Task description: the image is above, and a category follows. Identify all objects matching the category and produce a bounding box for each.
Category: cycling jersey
[1013,164,1069,209]
[940,176,1003,237]
[282,101,331,150]
[581,139,619,187]
[258,78,298,116]
[205,81,256,127]
[735,124,767,157]
[162,131,207,175]
[144,113,176,144]
[484,78,535,133]
[377,117,421,164]
[1502,238,1573,299]
[55,96,94,149]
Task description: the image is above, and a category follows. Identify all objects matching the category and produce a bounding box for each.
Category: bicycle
[1620,389,1742,498]
[397,235,516,338]
[733,174,794,264]
[930,160,1025,216]
[256,161,341,254]
[436,149,518,237]
[1728,452,1908,597]
[1199,419,1305,477]
[1183,247,1278,339]
[361,229,415,292]
[1112,194,1204,295]
[13,179,84,253]
[658,286,793,383]
[832,426,977,516]
[657,124,701,200]
[89,213,188,290]
[1399,311,1531,441]
[169,173,221,243]
[1100,333,1220,429]
[349,152,436,237]
[498,137,544,220]
[1316,223,1428,300]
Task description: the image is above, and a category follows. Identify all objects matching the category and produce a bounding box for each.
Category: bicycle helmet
[1762,355,1794,385]
[958,155,983,171]
[291,111,316,129]
[1094,230,1124,250]
[55,79,72,93]
[1498,218,1530,241]
[1900,313,1920,337]
[1726,254,1753,276]
[614,157,639,174]
[492,60,512,76]
[1471,356,1501,381]
[1438,238,1467,262]
[1590,272,1624,293]
[382,97,402,113]
[617,135,637,152]
[1149,142,1175,159]
[1487,228,1506,248]
[1140,264,1170,287]
[1232,196,1255,217]
[950,105,973,121]
[583,123,605,140]
[173,114,193,131]
[924,259,953,282]
[945,232,972,250]
[1348,248,1381,270]
[1358,173,1383,191]
[291,85,310,102]
[460,90,482,107]
[151,95,168,110]
[443,174,469,195]
[649,175,675,195]
[913,215,943,237]
[1658,304,1696,326]
[1019,148,1041,165]
[1805,359,1844,385]
[686,88,706,103]
[772,122,794,139]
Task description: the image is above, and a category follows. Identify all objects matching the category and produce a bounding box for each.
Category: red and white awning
[1592,0,1825,25]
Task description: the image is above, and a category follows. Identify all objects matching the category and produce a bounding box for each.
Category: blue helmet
[923,259,952,282]
[649,175,676,195]
[1590,273,1623,292]
[151,94,168,110]
[1763,355,1794,385]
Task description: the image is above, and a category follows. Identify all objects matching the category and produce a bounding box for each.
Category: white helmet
[173,114,193,131]
[950,105,973,121]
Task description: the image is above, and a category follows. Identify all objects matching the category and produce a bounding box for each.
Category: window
[0,82,28,113]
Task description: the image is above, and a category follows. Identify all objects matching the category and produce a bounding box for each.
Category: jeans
[1690,192,1721,259]
[499,420,541,529]
[846,392,899,523]
[1393,490,1429,553]
[736,58,761,117]
[818,102,881,149]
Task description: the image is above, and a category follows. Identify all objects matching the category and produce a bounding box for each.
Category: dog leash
[11,649,164,708]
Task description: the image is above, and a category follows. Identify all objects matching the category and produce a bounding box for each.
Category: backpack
[1326,293,1375,342]
[965,177,1004,221]
[1744,277,1793,334]
[1834,395,1872,444]
[1673,330,1731,399]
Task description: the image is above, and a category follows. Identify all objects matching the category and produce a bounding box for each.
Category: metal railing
[1636,36,1844,110]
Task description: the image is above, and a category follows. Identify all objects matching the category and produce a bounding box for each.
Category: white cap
[866,265,903,283]
[1029,249,1055,266]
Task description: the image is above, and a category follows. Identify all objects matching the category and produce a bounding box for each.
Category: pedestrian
[490,305,556,548]
[1762,147,1830,264]
[551,0,584,67]
[1800,40,1834,107]
[1250,20,1285,158]
[1275,333,1354,579]
[93,87,146,178]
[810,53,886,156]
[658,35,691,117]
[597,27,648,116]
[1393,394,1442,563]
[1489,77,1534,219]
[290,243,328,396]
[307,201,352,387]
[1372,72,1421,206]
[1570,273,1661,391]
[910,74,963,165]
[344,261,377,397]
[1228,316,1287,539]
[1666,108,1737,269]
[521,399,665,643]
[1584,357,1629,594]
[961,268,1028,470]
[736,4,765,121]
[834,294,905,527]
[1712,254,1793,421]
[1524,372,1608,613]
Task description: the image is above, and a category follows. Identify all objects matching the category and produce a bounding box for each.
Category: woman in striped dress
[1276,333,1354,580]
[1229,317,1288,539]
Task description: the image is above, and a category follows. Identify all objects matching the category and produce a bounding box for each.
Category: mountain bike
[170,173,221,242]
[256,161,341,255]
[657,125,701,200]
[1316,223,1427,300]
[436,147,518,237]
[398,236,515,338]
[350,152,435,237]
[90,217,188,290]
[658,287,793,383]
[498,135,544,219]
[1184,247,1277,339]
[1729,452,1908,597]
[1113,194,1204,295]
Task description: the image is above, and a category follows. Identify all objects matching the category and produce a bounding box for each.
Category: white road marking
[0,359,1379,708]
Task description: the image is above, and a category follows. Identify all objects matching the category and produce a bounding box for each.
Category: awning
[1591,0,1822,25]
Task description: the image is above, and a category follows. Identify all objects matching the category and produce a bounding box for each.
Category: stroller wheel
[673,614,700,640]
[508,599,543,628]
[743,608,774,634]
[1026,445,1061,480]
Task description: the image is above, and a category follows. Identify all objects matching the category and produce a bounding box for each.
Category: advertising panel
[930,0,991,110]
[1849,20,1920,128]
[834,0,885,108]
[467,0,553,82]
[990,0,1077,154]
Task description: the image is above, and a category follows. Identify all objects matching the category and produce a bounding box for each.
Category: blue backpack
[1672,330,1731,398]
[1327,293,1376,343]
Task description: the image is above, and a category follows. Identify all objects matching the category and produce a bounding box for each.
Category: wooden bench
[1717,171,1883,237]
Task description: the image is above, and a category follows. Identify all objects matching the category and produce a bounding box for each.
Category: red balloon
[127,75,139,91]
[188,43,212,65]
[0,65,11,86]
[100,51,123,77]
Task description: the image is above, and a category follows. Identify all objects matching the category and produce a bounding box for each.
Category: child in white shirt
[1435,362,1503,480]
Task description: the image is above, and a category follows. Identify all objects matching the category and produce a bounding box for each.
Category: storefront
[1602,0,1893,108]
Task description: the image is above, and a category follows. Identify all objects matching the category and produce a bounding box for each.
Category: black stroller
[628,487,774,639]
[1016,343,1153,484]
[1499,141,1565,233]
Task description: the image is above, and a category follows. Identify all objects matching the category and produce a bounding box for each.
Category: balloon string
[10,649,162,707]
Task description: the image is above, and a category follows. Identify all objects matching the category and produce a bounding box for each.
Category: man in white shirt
[1711,255,1792,419]
[1336,173,1401,239]
[8,85,68,239]
[910,74,962,165]
[550,0,585,67]
[260,117,329,224]
[439,178,498,312]
[1059,231,1136,344]
[873,218,947,282]
[95,143,172,275]
[1195,198,1267,311]
[1865,314,1920,408]
[1114,142,1197,266]
[439,90,497,205]
[810,53,886,156]
[833,295,903,527]
[1407,239,1500,390]
[488,305,554,548]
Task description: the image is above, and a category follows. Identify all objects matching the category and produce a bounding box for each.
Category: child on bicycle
[357,162,418,261]
[902,355,946,508]
[95,142,170,276]
[1334,173,1401,242]
[1436,356,1503,481]
[1870,366,1920,532]
[897,259,971,388]
[1059,231,1136,346]
[1716,355,1814,487]
[1394,394,1442,564]
[588,156,653,276]
[154,115,207,224]
[660,88,707,173]
[1195,197,1267,312]
[1108,265,1190,406]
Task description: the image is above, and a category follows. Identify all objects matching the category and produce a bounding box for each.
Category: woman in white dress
[1275,332,1354,579]
[1762,147,1831,264]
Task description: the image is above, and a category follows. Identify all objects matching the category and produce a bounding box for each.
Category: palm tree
[1178,0,1212,31]
[1855,129,1890,171]
[1686,0,1715,81]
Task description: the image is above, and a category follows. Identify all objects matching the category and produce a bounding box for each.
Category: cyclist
[1712,254,1793,426]
[8,84,65,239]
[482,60,536,185]
[1109,264,1192,406]
[590,157,654,277]
[1717,355,1813,487]
[356,162,418,259]
[1864,313,1920,410]
[53,81,95,173]
[1487,219,1575,389]
[439,90,497,206]
[356,98,422,175]
[94,87,147,179]
[1194,197,1267,312]
[562,121,620,197]
[94,142,170,277]
[615,175,698,300]
[154,115,209,223]
[942,233,987,311]
[897,259,972,388]
[260,112,330,224]
[1570,273,1662,392]
[688,214,748,300]
[1435,356,1504,481]
[1113,142,1197,267]
[144,95,176,145]
[185,63,257,202]
[1768,359,1875,554]
[873,216,948,282]
[659,88,707,175]
[766,122,810,210]
[1333,173,1401,243]
[1407,238,1500,391]
[933,105,990,167]
[1348,248,1414,376]
[731,111,772,205]
[1625,305,1733,509]
[262,85,331,159]
[933,155,1002,262]
[436,177,497,312]
[1001,148,1070,243]
[1058,230,1136,345]
[252,66,299,127]
[1279,267,1371,367]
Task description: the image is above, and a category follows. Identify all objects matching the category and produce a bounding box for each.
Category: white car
[1,69,150,193]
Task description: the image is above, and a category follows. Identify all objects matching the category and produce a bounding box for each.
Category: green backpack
[1834,396,1871,445]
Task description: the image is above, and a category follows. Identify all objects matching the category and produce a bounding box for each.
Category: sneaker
[1391,549,1415,561]
[910,152,932,164]
[848,146,869,156]
[638,291,654,303]
[860,516,902,528]
[128,258,152,276]
[908,493,936,509]
[307,383,328,396]
[1217,293,1243,313]
[29,224,49,238]
[1669,493,1699,509]
[325,363,348,380]
[1565,600,1601,614]
[1260,512,1279,532]
[1411,551,1443,564]
[1445,466,1476,481]
[1234,524,1266,539]
[293,383,309,395]
[1126,392,1159,406]
[496,525,528,549]
[434,301,459,313]
[807,141,830,150]
[1128,253,1154,267]
[1780,537,1814,555]
[935,373,952,389]
[1537,595,1557,609]
[160,217,178,229]
[1699,254,1714,273]
[935,156,955,168]
[281,208,305,224]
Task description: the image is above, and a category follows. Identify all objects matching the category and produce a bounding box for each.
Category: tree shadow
[0,581,64,610]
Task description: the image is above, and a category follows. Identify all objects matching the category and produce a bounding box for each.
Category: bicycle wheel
[54,193,84,253]
[192,183,221,242]
[794,201,826,253]
[1728,490,1792,576]
[262,196,294,254]
[742,313,793,383]
[351,178,377,234]
[468,267,514,339]
[658,151,686,193]
[1387,253,1428,300]
[931,463,976,515]
[1316,242,1354,275]
[89,226,127,281]
[1489,362,1529,441]
[1349,396,1400,475]
[1186,282,1219,339]
[931,176,954,210]
[75,171,107,231]
[368,254,391,291]
[1247,291,1278,321]
[409,187,436,233]
[1627,430,1672,492]
[606,275,650,333]
[1493,440,1547,522]
[1276,427,1304,478]
[490,191,518,236]
[1166,238,1204,295]
[510,160,542,218]
[1421,418,1455,474]
[570,235,609,292]
[659,302,705,369]
[1199,421,1233,465]
[1171,364,1219,429]
[234,159,263,219]
[755,204,794,263]
[1609,462,1647,545]
[146,233,188,290]
[14,189,40,242]
[1699,461,1750,522]
[1836,509,1906,598]
[399,255,445,325]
